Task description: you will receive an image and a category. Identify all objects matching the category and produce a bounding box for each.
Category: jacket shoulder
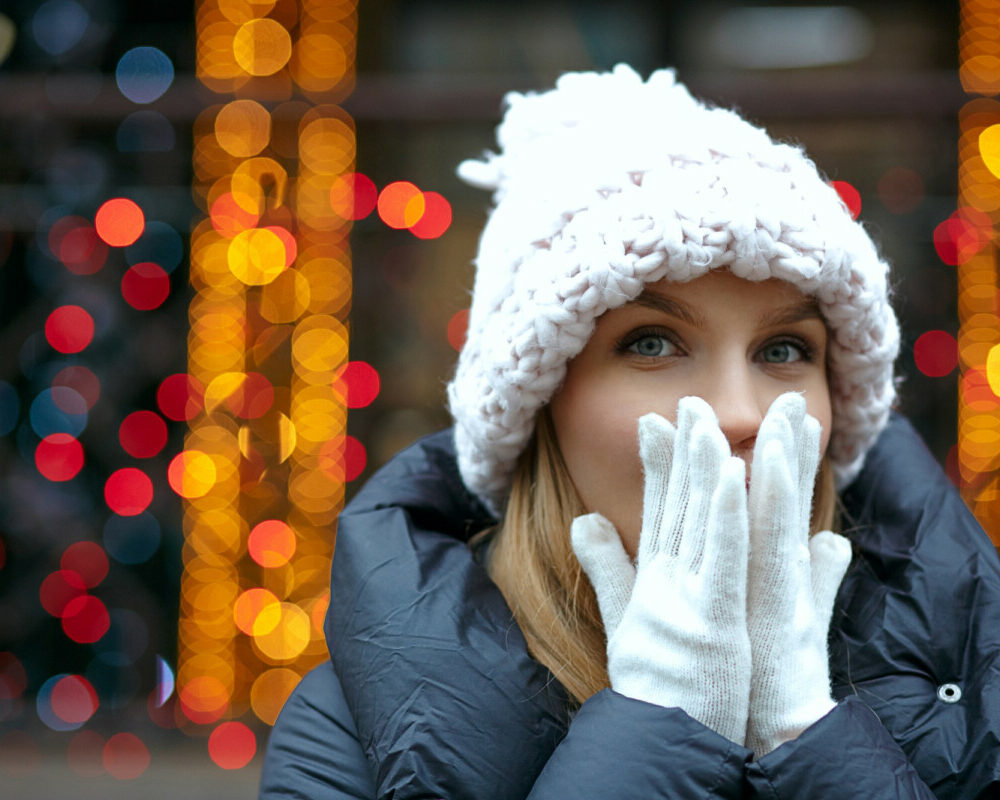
[259,661,375,800]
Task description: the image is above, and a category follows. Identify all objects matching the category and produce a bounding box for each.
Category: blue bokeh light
[116,46,174,104]
[126,221,184,273]
[32,0,90,57]
[103,511,161,564]
[36,674,83,731]
[29,387,88,438]
[117,110,176,153]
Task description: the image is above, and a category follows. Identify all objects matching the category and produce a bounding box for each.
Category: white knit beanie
[447,64,899,514]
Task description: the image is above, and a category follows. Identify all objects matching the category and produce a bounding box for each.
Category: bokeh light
[914,330,959,377]
[210,192,260,238]
[409,191,452,239]
[248,520,296,568]
[126,220,184,273]
[250,668,300,725]
[829,180,861,219]
[167,450,217,498]
[35,433,84,481]
[318,434,366,482]
[208,721,256,770]
[95,198,145,247]
[934,207,992,265]
[45,305,94,353]
[330,172,378,220]
[333,361,380,408]
[252,602,311,660]
[179,675,230,725]
[980,123,1000,178]
[119,410,168,458]
[103,512,161,565]
[377,181,425,229]
[61,594,110,644]
[48,216,107,275]
[102,732,150,780]
[61,541,108,588]
[116,46,174,104]
[30,388,87,437]
[121,262,171,310]
[447,309,469,352]
[234,588,280,636]
[104,468,154,516]
[52,365,100,410]
[157,373,206,421]
[228,227,287,285]
[32,0,90,56]
[233,18,292,76]
[49,675,99,725]
[39,569,86,617]
[215,99,271,158]
[67,730,106,778]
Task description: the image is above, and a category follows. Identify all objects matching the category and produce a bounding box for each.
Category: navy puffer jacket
[259,413,1000,799]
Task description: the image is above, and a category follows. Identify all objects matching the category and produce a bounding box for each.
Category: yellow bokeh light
[251,668,302,726]
[235,587,281,636]
[228,227,287,285]
[979,124,1000,179]
[215,99,272,158]
[169,450,219,499]
[233,18,292,76]
[298,117,354,175]
[259,268,311,323]
[232,157,287,216]
[291,316,348,373]
[986,343,1000,397]
[253,602,311,661]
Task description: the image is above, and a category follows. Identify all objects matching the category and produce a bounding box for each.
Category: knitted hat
[447,64,899,514]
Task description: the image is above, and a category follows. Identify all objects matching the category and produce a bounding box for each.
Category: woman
[259,66,1000,799]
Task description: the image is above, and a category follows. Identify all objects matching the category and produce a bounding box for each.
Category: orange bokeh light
[95,198,145,247]
[248,520,296,568]
[377,181,425,229]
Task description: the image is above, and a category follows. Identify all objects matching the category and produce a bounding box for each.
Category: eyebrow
[633,289,822,330]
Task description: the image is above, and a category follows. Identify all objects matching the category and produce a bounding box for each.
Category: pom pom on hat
[447,64,899,514]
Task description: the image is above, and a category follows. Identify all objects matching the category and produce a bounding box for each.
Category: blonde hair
[483,408,839,707]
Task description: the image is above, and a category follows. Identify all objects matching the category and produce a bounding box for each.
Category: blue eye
[760,341,806,364]
[627,335,676,357]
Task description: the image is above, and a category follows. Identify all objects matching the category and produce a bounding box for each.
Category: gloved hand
[745,392,853,757]
[571,396,752,745]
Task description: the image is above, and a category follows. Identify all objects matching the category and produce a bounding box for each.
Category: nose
[695,362,765,458]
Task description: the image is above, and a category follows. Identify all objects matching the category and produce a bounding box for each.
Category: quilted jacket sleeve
[258,661,376,800]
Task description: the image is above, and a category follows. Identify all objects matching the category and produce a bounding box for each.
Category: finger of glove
[796,414,822,533]
[702,456,749,611]
[637,413,678,564]
[748,437,801,576]
[764,392,806,436]
[571,513,636,639]
[808,530,852,627]
[679,416,729,573]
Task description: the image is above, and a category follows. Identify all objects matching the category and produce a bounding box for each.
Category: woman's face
[549,269,832,558]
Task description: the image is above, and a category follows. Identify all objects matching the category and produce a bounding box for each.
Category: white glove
[571,397,752,745]
[745,392,853,757]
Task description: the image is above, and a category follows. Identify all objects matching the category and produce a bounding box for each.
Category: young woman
[259,66,1000,799]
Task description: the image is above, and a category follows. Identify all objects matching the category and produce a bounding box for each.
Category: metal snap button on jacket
[938,683,962,703]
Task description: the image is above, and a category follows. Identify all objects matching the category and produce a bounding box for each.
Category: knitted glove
[571,397,751,745]
[745,392,853,757]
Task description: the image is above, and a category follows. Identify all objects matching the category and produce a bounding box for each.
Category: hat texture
[448,64,899,513]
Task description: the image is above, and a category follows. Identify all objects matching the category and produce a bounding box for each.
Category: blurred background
[0,0,984,797]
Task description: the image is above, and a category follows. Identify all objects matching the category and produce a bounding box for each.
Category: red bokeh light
[264,226,297,267]
[49,216,108,275]
[104,468,154,516]
[60,542,108,588]
[119,410,168,458]
[330,172,378,220]
[318,435,366,482]
[156,373,205,421]
[45,305,94,354]
[102,732,150,780]
[67,730,106,777]
[61,594,110,643]
[50,675,99,724]
[829,180,862,220]
[95,198,145,247]
[210,192,259,238]
[409,191,452,239]
[52,366,101,410]
[933,207,991,266]
[121,262,170,310]
[39,570,87,617]
[0,652,28,700]
[35,434,84,481]
[333,361,380,409]
[913,330,958,377]
[447,309,469,352]
[208,721,257,770]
